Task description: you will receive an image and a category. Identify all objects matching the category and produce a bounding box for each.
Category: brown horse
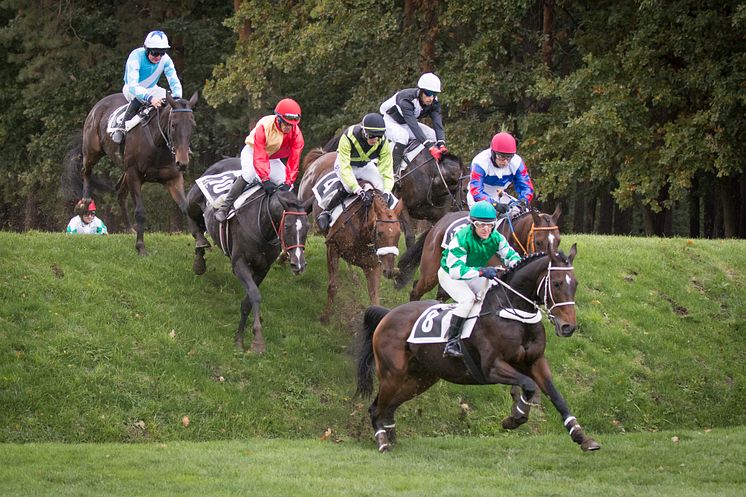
[396,206,562,301]
[356,244,600,453]
[298,150,403,324]
[186,157,310,353]
[80,92,198,256]
[322,137,468,248]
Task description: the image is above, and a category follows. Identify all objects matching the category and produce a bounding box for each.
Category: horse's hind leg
[126,172,149,256]
[531,357,600,451]
[193,246,207,275]
[233,258,265,354]
[502,385,534,430]
[117,174,135,233]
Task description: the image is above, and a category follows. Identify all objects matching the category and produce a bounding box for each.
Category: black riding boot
[214,176,248,223]
[316,188,347,234]
[443,316,467,358]
[392,143,406,173]
[112,100,143,144]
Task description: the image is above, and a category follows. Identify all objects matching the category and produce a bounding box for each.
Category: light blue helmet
[469,201,497,221]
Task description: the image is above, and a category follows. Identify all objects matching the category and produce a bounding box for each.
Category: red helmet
[75,199,96,217]
[274,98,302,125]
[490,132,516,154]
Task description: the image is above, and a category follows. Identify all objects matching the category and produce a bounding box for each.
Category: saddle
[106,104,157,136]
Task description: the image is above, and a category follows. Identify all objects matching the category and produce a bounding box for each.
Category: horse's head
[271,190,311,275]
[541,242,578,337]
[528,205,562,254]
[166,92,199,171]
[370,191,402,280]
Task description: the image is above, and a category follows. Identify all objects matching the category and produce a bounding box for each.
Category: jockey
[111,30,183,144]
[66,200,108,235]
[468,132,534,216]
[316,113,394,233]
[439,200,520,358]
[379,72,447,171]
[215,98,304,223]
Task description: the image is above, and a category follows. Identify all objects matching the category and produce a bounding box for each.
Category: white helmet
[417,72,441,93]
[143,31,170,49]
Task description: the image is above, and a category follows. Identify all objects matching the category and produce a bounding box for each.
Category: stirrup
[317,212,331,233]
[111,129,125,144]
[443,339,463,358]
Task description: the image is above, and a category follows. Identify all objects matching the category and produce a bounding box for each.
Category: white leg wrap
[376,246,399,256]
[516,405,525,415]
[384,424,395,429]
[569,424,580,436]
[563,416,577,427]
[520,395,529,405]
[374,429,386,438]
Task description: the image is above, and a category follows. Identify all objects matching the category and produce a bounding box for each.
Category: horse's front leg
[398,206,415,250]
[232,258,265,354]
[127,172,148,256]
[320,246,340,324]
[531,357,600,451]
[484,358,541,428]
[363,265,382,305]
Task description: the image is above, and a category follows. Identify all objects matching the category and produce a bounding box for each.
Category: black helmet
[361,113,386,138]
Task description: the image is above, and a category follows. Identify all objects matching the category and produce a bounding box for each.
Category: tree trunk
[23,188,37,231]
[613,204,632,235]
[418,0,439,71]
[598,187,614,234]
[542,0,555,68]
[688,176,700,237]
[739,173,746,238]
[718,175,738,238]
[702,175,716,238]
[583,195,596,232]
[234,0,251,42]
[572,190,585,233]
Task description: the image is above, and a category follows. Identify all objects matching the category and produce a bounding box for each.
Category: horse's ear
[166,93,177,108]
[568,243,577,263]
[302,196,315,215]
[551,203,562,223]
[393,198,404,216]
[188,91,199,108]
[531,209,541,225]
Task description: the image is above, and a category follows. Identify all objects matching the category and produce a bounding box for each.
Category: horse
[79,91,198,256]
[355,244,600,453]
[322,137,468,249]
[298,150,403,324]
[186,157,310,354]
[396,206,562,301]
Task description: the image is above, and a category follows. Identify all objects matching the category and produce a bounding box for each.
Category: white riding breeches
[239,144,287,185]
[438,268,491,318]
[333,159,384,194]
[122,84,166,104]
[467,189,518,208]
[382,114,436,146]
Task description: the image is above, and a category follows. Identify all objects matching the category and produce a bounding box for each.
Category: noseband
[536,261,575,324]
[268,206,306,254]
[155,105,193,159]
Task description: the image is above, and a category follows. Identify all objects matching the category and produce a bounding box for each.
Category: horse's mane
[275,189,305,210]
[499,252,547,282]
[301,147,326,173]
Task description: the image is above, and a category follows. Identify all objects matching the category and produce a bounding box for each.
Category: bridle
[264,196,306,255]
[504,211,559,255]
[328,192,399,258]
[155,102,193,161]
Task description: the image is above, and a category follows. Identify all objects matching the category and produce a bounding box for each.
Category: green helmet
[469,200,497,221]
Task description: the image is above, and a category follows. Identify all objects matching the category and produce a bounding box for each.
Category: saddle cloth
[195,169,261,213]
[440,216,508,249]
[312,170,398,230]
[106,104,154,134]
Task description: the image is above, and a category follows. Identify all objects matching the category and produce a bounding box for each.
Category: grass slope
[1,232,744,443]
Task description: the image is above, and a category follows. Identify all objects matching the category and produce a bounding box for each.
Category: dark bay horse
[186,158,310,353]
[396,206,562,301]
[298,150,403,324]
[356,245,600,453]
[322,137,467,248]
[80,92,198,256]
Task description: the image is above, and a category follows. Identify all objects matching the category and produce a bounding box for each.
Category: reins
[154,103,193,156]
[396,153,462,208]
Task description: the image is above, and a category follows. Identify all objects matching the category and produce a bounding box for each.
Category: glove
[277,183,291,192]
[491,200,508,214]
[428,145,442,161]
[262,180,277,195]
[436,140,448,155]
[357,189,372,207]
[479,267,498,280]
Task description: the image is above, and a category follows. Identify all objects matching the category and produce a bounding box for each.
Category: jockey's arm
[494,232,521,268]
[378,140,395,192]
[468,164,491,203]
[429,101,445,142]
[399,98,429,144]
[336,135,361,193]
[163,58,183,99]
[513,160,534,204]
[443,235,481,280]
[248,125,271,181]
[284,128,304,185]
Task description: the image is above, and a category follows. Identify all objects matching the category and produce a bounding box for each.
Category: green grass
[1,428,744,496]
[1,231,745,445]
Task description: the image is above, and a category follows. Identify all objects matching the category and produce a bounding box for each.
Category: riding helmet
[469,201,497,221]
[417,73,441,93]
[361,113,386,138]
[490,132,517,154]
[274,98,302,125]
[143,31,170,49]
[75,199,96,217]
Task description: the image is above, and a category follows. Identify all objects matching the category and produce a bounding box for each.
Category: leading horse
[298,150,403,324]
[80,92,198,255]
[396,206,562,301]
[186,158,310,353]
[356,244,600,453]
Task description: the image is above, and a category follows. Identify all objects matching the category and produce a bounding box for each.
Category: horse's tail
[301,147,326,173]
[355,305,390,399]
[394,226,432,290]
[59,132,114,200]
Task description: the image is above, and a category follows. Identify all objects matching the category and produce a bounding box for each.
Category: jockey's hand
[277,183,291,192]
[491,199,508,214]
[262,180,277,195]
[436,140,448,155]
[478,267,499,280]
[357,189,373,207]
[149,96,164,108]
[428,145,442,161]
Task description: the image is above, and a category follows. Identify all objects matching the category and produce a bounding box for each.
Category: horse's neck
[501,256,548,305]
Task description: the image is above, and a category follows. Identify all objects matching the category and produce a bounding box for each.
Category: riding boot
[215,176,248,223]
[392,143,406,174]
[112,100,142,144]
[316,188,347,234]
[443,316,467,358]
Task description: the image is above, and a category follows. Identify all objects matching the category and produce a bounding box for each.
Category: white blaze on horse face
[565,274,572,285]
[548,233,556,248]
[294,218,303,262]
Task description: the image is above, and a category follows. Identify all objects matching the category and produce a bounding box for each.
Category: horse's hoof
[581,439,601,451]
[378,443,391,453]
[501,416,527,430]
[138,249,149,257]
[193,258,207,275]
[195,240,211,249]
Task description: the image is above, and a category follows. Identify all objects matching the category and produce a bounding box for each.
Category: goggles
[471,220,497,229]
[495,152,515,161]
[82,211,95,216]
[362,129,384,140]
[421,89,438,97]
[278,113,301,123]
[147,49,166,58]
